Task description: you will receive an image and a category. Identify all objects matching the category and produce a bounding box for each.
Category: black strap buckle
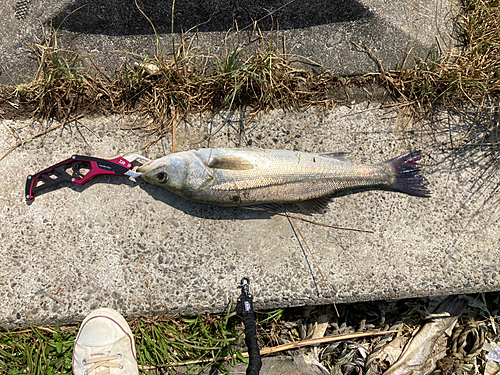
[237,277,253,315]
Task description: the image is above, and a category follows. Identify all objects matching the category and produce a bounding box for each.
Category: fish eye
[156,172,168,183]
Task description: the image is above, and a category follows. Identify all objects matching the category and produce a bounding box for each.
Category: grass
[0,0,497,153]
[113,40,341,149]
[1,296,497,374]
[371,0,500,161]
[0,308,295,375]
[0,1,499,373]
[0,325,75,375]
[0,311,243,375]
[133,310,246,375]
[13,26,112,122]
[0,21,352,151]
[385,0,500,108]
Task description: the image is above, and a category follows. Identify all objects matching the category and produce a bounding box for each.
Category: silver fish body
[137,148,429,209]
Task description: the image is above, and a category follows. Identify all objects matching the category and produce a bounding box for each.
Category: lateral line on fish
[212,178,291,191]
[212,176,335,192]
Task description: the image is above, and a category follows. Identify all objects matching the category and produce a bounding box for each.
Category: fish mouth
[137,160,161,173]
[136,164,150,173]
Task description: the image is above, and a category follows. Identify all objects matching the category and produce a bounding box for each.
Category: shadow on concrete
[51,0,373,35]
[395,104,500,231]
[137,178,418,219]
[24,176,139,205]
[26,174,275,220]
[137,178,276,220]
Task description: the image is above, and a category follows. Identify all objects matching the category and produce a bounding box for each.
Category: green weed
[0,325,75,375]
[0,311,242,375]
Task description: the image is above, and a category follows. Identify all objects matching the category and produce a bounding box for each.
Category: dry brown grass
[0,0,498,152]
[112,39,344,147]
[13,27,115,121]
[385,0,500,109]
[372,0,500,160]
[0,25,347,148]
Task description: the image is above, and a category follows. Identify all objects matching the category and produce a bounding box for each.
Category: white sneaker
[72,308,139,375]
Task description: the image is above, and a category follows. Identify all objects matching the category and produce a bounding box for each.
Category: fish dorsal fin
[319,152,350,162]
[208,155,254,170]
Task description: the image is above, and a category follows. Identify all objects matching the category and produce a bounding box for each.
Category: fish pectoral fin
[241,204,285,214]
[296,195,335,214]
[208,155,254,170]
[243,196,335,215]
[319,152,350,162]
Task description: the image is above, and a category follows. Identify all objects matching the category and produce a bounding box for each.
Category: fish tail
[383,151,430,197]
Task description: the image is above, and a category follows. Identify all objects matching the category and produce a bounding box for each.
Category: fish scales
[137,148,429,210]
[198,149,390,202]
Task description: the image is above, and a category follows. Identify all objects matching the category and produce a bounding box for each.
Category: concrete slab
[1,103,499,328]
[0,0,458,85]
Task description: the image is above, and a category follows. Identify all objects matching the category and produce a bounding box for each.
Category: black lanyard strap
[237,278,262,375]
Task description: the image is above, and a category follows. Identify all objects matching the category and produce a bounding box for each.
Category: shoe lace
[83,353,123,375]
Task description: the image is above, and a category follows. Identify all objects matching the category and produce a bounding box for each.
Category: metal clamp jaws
[25,154,150,201]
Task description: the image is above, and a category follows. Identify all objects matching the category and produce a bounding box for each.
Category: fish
[137,148,429,212]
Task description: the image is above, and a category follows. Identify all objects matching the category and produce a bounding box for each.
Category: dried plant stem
[275,212,374,233]
[172,109,177,153]
[141,329,401,369]
[286,212,340,317]
[258,329,401,354]
[0,115,84,163]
